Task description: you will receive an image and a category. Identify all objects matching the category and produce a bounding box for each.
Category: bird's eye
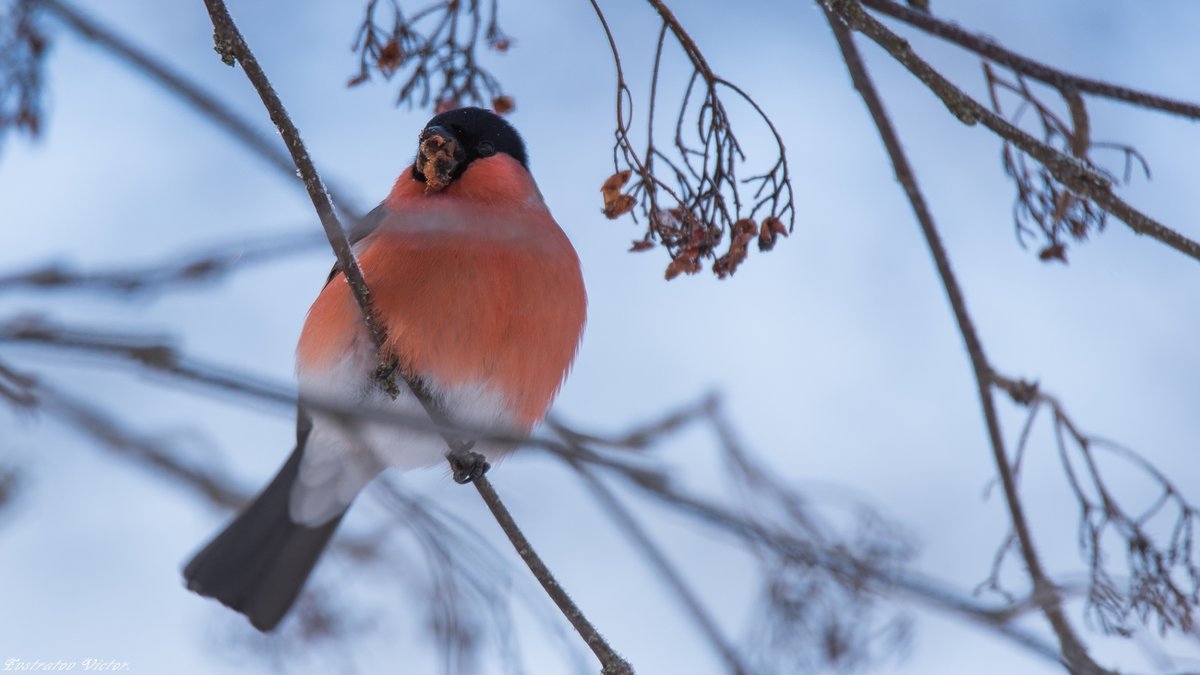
[477,141,496,157]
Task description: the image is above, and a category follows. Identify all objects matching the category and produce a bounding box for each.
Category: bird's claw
[448,447,490,484]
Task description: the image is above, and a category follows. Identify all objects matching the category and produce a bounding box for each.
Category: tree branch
[565,450,750,675]
[582,444,1065,667]
[196,2,631,671]
[829,0,1200,265]
[471,476,632,674]
[859,0,1200,122]
[0,229,323,296]
[821,8,1109,673]
[199,0,385,350]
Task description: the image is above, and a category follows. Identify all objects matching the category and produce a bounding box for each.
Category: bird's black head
[411,107,528,187]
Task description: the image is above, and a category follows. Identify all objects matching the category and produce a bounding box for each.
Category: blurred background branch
[0,314,1069,670]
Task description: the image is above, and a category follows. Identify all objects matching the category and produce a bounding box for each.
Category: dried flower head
[758,216,788,252]
[491,95,515,115]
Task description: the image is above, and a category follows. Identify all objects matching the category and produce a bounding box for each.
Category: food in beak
[418,127,460,192]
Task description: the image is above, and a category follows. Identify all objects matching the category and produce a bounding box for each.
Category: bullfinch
[183,107,587,631]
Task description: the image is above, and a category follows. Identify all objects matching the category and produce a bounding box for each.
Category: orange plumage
[297,154,586,429]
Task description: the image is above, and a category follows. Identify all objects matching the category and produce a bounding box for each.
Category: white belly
[289,344,520,526]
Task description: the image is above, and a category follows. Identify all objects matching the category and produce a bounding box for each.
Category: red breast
[296,154,587,430]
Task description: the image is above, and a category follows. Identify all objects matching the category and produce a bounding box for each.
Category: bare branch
[860,0,1200,122]
[197,3,632,670]
[0,229,324,296]
[993,374,1200,638]
[821,8,1108,672]
[0,318,1069,665]
[981,64,1149,262]
[580,438,1064,667]
[558,438,751,675]
[200,0,385,349]
[472,475,632,674]
[829,0,1200,265]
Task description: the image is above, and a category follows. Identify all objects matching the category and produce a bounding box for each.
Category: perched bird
[183,107,587,631]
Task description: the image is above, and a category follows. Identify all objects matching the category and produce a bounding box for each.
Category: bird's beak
[417,125,465,192]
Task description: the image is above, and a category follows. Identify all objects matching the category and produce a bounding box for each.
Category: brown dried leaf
[758,216,788,251]
[347,72,369,88]
[731,218,758,248]
[713,248,748,279]
[491,38,512,53]
[1038,243,1067,263]
[712,257,729,278]
[601,170,633,198]
[603,194,636,219]
[732,218,758,238]
[377,39,403,75]
[435,98,459,114]
[665,256,701,281]
[492,95,515,115]
[629,240,655,252]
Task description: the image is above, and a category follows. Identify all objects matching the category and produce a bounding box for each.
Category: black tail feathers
[182,447,345,632]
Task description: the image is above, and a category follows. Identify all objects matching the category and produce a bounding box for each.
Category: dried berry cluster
[594,10,795,282]
[349,0,514,115]
[601,167,791,281]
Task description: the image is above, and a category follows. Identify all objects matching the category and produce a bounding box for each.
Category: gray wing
[181,408,345,632]
[325,202,390,284]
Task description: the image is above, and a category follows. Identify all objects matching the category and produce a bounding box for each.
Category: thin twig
[0,230,323,296]
[991,373,1200,636]
[586,450,1064,666]
[859,0,1200,122]
[821,8,1109,673]
[471,476,633,674]
[567,453,749,674]
[830,0,1200,264]
[198,0,476,461]
[199,0,385,350]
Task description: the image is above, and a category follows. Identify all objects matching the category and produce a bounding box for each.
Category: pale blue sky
[1,1,1197,673]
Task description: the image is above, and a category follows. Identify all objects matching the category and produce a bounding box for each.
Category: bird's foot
[447,446,490,484]
[373,360,402,400]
